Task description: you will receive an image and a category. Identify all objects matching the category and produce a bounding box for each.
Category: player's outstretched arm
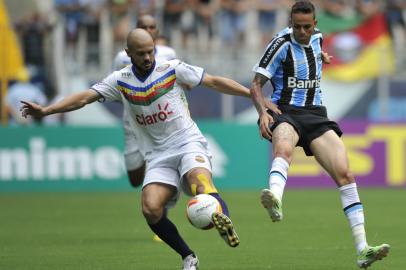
[20,89,101,118]
[201,73,251,97]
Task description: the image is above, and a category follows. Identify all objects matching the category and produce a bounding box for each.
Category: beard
[131,58,154,74]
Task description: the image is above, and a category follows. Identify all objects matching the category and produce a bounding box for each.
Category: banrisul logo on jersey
[287,77,320,89]
[136,102,173,126]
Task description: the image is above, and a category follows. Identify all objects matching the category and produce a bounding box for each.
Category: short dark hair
[291,1,316,19]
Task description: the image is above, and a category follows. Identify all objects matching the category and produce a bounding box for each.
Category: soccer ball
[186,194,222,230]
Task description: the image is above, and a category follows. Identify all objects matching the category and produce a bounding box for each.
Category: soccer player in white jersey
[113,14,178,243]
[250,1,389,269]
[113,14,177,191]
[20,28,278,270]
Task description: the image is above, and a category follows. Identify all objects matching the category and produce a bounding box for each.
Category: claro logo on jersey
[136,103,173,126]
[288,77,320,88]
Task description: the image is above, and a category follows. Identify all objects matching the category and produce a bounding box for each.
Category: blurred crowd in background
[2,0,406,126]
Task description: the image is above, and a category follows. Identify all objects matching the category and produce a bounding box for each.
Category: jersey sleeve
[90,72,121,102]
[252,37,288,79]
[174,61,204,88]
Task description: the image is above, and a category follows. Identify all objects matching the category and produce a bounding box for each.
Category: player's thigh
[142,165,181,209]
[272,122,300,159]
[310,130,351,181]
[184,167,218,196]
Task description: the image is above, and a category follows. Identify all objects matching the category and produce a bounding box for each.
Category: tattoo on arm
[250,74,268,114]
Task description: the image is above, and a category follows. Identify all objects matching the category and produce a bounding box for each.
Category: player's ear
[314,19,318,27]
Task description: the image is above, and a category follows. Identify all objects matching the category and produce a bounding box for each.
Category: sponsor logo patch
[261,37,285,65]
[195,155,206,163]
[135,103,173,126]
[156,64,170,72]
[287,77,320,88]
[121,71,131,78]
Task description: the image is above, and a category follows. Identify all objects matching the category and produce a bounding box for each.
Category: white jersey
[92,59,207,160]
[112,44,177,70]
[112,44,177,168]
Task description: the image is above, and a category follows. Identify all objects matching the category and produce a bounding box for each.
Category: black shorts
[268,105,343,156]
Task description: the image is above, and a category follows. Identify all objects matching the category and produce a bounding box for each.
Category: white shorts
[123,119,144,171]
[142,141,212,208]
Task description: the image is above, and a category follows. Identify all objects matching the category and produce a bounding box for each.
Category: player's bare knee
[142,199,163,223]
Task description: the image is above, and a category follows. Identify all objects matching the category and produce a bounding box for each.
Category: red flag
[323,13,394,81]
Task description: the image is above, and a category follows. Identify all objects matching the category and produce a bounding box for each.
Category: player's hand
[258,111,274,140]
[20,101,45,118]
[264,99,281,115]
[321,51,333,64]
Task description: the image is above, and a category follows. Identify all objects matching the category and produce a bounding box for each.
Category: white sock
[269,157,289,201]
[339,183,368,254]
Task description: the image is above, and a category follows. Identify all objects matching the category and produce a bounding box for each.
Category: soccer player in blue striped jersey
[250,1,390,268]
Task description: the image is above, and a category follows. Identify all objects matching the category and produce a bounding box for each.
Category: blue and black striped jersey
[253,27,324,107]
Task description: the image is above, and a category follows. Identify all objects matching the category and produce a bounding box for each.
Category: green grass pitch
[1,189,405,270]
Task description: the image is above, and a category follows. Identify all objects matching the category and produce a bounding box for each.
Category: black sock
[148,216,193,259]
[209,193,229,217]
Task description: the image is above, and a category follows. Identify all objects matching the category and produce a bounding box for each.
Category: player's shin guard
[339,183,368,254]
[269,157,289,201]
[209,193,229,217]
[148,216,194,259]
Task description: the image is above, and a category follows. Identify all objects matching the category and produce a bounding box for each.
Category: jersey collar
[131,61,156,82]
